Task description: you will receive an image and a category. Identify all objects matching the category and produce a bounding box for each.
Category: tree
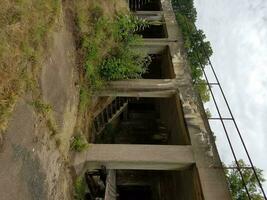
[224,160,265,200]
[172,0,197,22]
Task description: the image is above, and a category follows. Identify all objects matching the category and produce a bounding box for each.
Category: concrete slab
[74,144,194,173]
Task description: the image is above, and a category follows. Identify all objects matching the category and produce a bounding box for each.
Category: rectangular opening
[143,47,175,79]
[136,23,167,38]
[118,185,153,200]
[92,96,190,145]
[82,167,203,200]
[129,0,162,11]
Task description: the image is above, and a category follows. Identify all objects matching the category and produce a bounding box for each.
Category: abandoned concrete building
[74,0,232,199]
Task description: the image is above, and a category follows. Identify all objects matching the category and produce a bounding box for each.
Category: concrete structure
[73,0,232,199]
[74,144,194,171]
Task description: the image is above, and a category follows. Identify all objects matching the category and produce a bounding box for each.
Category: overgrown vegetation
[224,160,265,200]
[74,1,150,111]
[71,135,89,152]
[74,176,87,200]
[172,0,212,102]
[30,100,52,116]
[0,0,60,134]
[30,99,57,135]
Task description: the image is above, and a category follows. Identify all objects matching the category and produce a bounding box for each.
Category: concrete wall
[76,0,233,199]
[159,97,190,145]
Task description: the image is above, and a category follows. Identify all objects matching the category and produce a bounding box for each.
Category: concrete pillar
[104,170,116,200]
[74,144,194,174]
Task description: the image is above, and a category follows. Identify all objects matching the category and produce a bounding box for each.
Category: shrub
[74,176,87,200]
[114,14,150,42]
[71,135,89,152]
[79,87,91,112]
[75,5,151,88]
[30,100,52,116]
[99,15,151,81]
[100,47,150,81]
[172,0,212,102]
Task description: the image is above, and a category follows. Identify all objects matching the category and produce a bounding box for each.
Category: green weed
[30,100,52,116]
[74,176,87,200]
[75,4,151,89]
[79,87,91,112]
[71,135,89,152]
[172,0,212,102]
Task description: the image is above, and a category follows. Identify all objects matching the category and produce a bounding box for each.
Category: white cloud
[194,0,267,192]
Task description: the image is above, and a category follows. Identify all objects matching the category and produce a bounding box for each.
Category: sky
[194,0,267,193]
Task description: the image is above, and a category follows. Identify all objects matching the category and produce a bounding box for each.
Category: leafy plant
[172,0,213,102]
[97,15,151,81]
[224,160,265,200]
[75,4,151,88]
[205,108,212,118]
[71,135,89,152]
[74,176,87,200]
[100,47,150,80]
[79,87,91,112]
[30,100,52,116]
[114,14,150,42]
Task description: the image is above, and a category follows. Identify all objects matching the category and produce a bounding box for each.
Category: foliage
[0,0,60,134]
[172,0,197,22]
[75,4,150,90]
[71,135,89,152]
[205,108,212,118]
[99,15,151,81]
[74,176,87,200]
[79,86,91,112]
[100,45,150,80]
[171,0,213,102]
[224,160,265,200]
[30,99,57,135]
[113,14,150,42]
[30,100,52,116]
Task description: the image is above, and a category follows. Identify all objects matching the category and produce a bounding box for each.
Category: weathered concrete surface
[92,0,232,199]
[0,6,78,200]
[74,144,194,173]
[97,89,177,97]
[104,170,117,200]
[0,100,42,200]
[98,79,178,97]
[41,11,78,155]
[159,0,232,198]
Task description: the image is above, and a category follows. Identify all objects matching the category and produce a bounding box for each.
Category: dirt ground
[0,4,78,200]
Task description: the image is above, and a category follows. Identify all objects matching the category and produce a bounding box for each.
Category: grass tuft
[74,176,87,200]
[30,100,52,116]
[71,135,89,152]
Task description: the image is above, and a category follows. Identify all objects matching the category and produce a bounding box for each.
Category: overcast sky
[194,0,267,193]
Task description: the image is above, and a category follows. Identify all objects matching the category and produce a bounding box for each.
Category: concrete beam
[96,90,177,98]
[74,144,194,174]
[96,79,178,97]
[104,170,116,200]
[143,38,178,43]
[133,11,163,21]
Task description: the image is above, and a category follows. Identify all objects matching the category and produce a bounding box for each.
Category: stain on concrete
[12,144,47,200]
